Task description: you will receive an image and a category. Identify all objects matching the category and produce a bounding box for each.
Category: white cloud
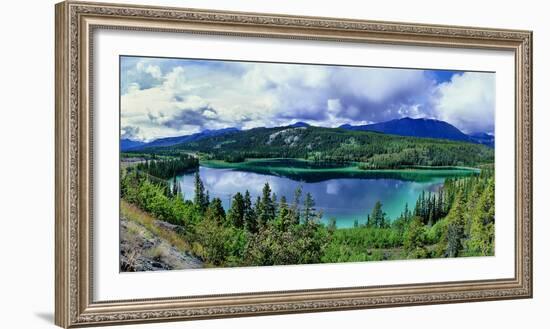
[140,63,162,80]
[434,72,495,133]
[121,57,495,141]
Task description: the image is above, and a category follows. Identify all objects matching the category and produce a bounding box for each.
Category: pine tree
[303,192,315,223]
[414,197,422,218]
[228,192,245,228]
[370,201,387,228]
[404,217,426,252]
[428,193,436,226]
[171,175,179,197]
[193,171,206,212]
[243,190,258,233]
[437,187,444,219]
[276,195,291,231]
[466,177,495,255]
[420,190,428,224]
[258,182,275,226]
[291,186,302,225]
[444,190,466,257]
[403,203,410,222]
[205,197,225,224]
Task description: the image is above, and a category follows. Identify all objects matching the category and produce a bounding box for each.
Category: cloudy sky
[120,56,495,142]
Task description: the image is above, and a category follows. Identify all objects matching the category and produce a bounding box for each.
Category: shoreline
[200,158,482,177]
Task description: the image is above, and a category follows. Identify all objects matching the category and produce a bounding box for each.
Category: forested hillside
[135,126,493,169]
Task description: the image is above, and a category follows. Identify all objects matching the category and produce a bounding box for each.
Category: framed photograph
[55,1,532,327]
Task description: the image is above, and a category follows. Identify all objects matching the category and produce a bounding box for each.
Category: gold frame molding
[55,1,533,327]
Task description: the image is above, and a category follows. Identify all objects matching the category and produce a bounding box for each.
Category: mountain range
[147,123,493,168]
[121,117,494,152]
[339,117,494,147]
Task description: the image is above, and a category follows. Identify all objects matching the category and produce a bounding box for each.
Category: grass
[121,200,191,254]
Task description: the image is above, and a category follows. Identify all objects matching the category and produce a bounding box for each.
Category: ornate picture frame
[55,1,532,327]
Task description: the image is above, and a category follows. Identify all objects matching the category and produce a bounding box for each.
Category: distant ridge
[121,127,239,151]
[339,117,491,145]
[122,118,494,152]
[120,139,146,151]
[468,132,495,148]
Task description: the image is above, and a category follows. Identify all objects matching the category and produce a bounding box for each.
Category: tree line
[135,153,198,179]
[135,126,494,169]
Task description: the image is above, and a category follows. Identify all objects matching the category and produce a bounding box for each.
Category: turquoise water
[175,162,477,228]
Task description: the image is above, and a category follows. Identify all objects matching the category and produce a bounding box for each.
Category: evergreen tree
[171,175,179,197]
[404,217,426,253]
[420,190,428,224]
[427,193,436,226]
[466,177,495,255]
[403,203,410,222]
[275,195,291,231]
[271,192,278,208]
[437,188,444,219]
[258,182,276,226]
[414,197,421,218]
[205,197,225,224]
[205,191,210,208]
[444,190,466,257]
[253,196,262,226]
[370,201,387,228]
[193,172,207,212]
[303,192,316,223]
[228,192,245,228]
[291,186,302,225]
[243,190,258,233]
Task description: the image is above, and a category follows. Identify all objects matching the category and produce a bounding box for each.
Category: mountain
[468,132,495,148]
[143,124,493,169]
[128,127,239,151]
[121,139,146,152]
[289,121,310,128]
[339,117,473,142]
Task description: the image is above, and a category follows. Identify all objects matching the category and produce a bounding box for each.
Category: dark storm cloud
[326,69,437,123]
[277,109,329,121]
[156,106,220,130]
[266,68,438,125]
[120,126,140,140]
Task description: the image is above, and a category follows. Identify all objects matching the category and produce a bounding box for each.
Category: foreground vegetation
[120,164,495,268]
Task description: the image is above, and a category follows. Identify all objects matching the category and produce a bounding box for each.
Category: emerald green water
[175,159,478,228]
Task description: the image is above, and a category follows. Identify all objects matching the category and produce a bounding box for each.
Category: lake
[174,160,478,228]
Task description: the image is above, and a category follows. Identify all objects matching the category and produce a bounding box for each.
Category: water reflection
[176,166,452,228]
